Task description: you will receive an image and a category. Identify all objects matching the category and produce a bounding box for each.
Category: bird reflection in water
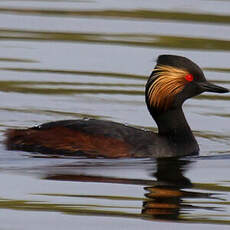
[43,157,221,222]
[142,157,214,220]
[142,158,191,220]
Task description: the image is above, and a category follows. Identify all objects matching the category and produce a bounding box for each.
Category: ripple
[0,8,229,25]
[0,29,230,50]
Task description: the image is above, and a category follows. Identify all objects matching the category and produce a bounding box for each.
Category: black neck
[155,108,191,135]
[150,107,199,153]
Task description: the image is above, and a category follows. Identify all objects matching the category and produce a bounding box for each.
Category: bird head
[146,55,229,113]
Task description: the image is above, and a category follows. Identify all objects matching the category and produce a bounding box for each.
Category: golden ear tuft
[148,65,189,111]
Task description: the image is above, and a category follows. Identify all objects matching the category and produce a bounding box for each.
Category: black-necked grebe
[5,55,229,158]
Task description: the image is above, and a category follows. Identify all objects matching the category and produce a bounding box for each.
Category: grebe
[5,55,229,158]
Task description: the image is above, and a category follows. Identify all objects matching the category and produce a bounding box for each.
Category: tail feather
[5,129,30,150]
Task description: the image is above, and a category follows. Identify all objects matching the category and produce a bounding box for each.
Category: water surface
[0,0,230,229]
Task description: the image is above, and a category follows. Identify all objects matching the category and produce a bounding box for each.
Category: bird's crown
[146,55,205,111]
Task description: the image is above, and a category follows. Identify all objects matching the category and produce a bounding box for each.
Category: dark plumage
[5,55,229,158]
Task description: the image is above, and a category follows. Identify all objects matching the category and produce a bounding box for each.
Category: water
[0,0,230,229]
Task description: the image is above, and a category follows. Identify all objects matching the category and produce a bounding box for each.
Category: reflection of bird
[142,158,220,221]
[5,55,229,158]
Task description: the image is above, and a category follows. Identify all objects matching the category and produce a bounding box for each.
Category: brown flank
[5,127,132,158]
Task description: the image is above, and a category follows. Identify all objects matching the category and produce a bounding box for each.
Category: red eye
[185,74,194,82]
